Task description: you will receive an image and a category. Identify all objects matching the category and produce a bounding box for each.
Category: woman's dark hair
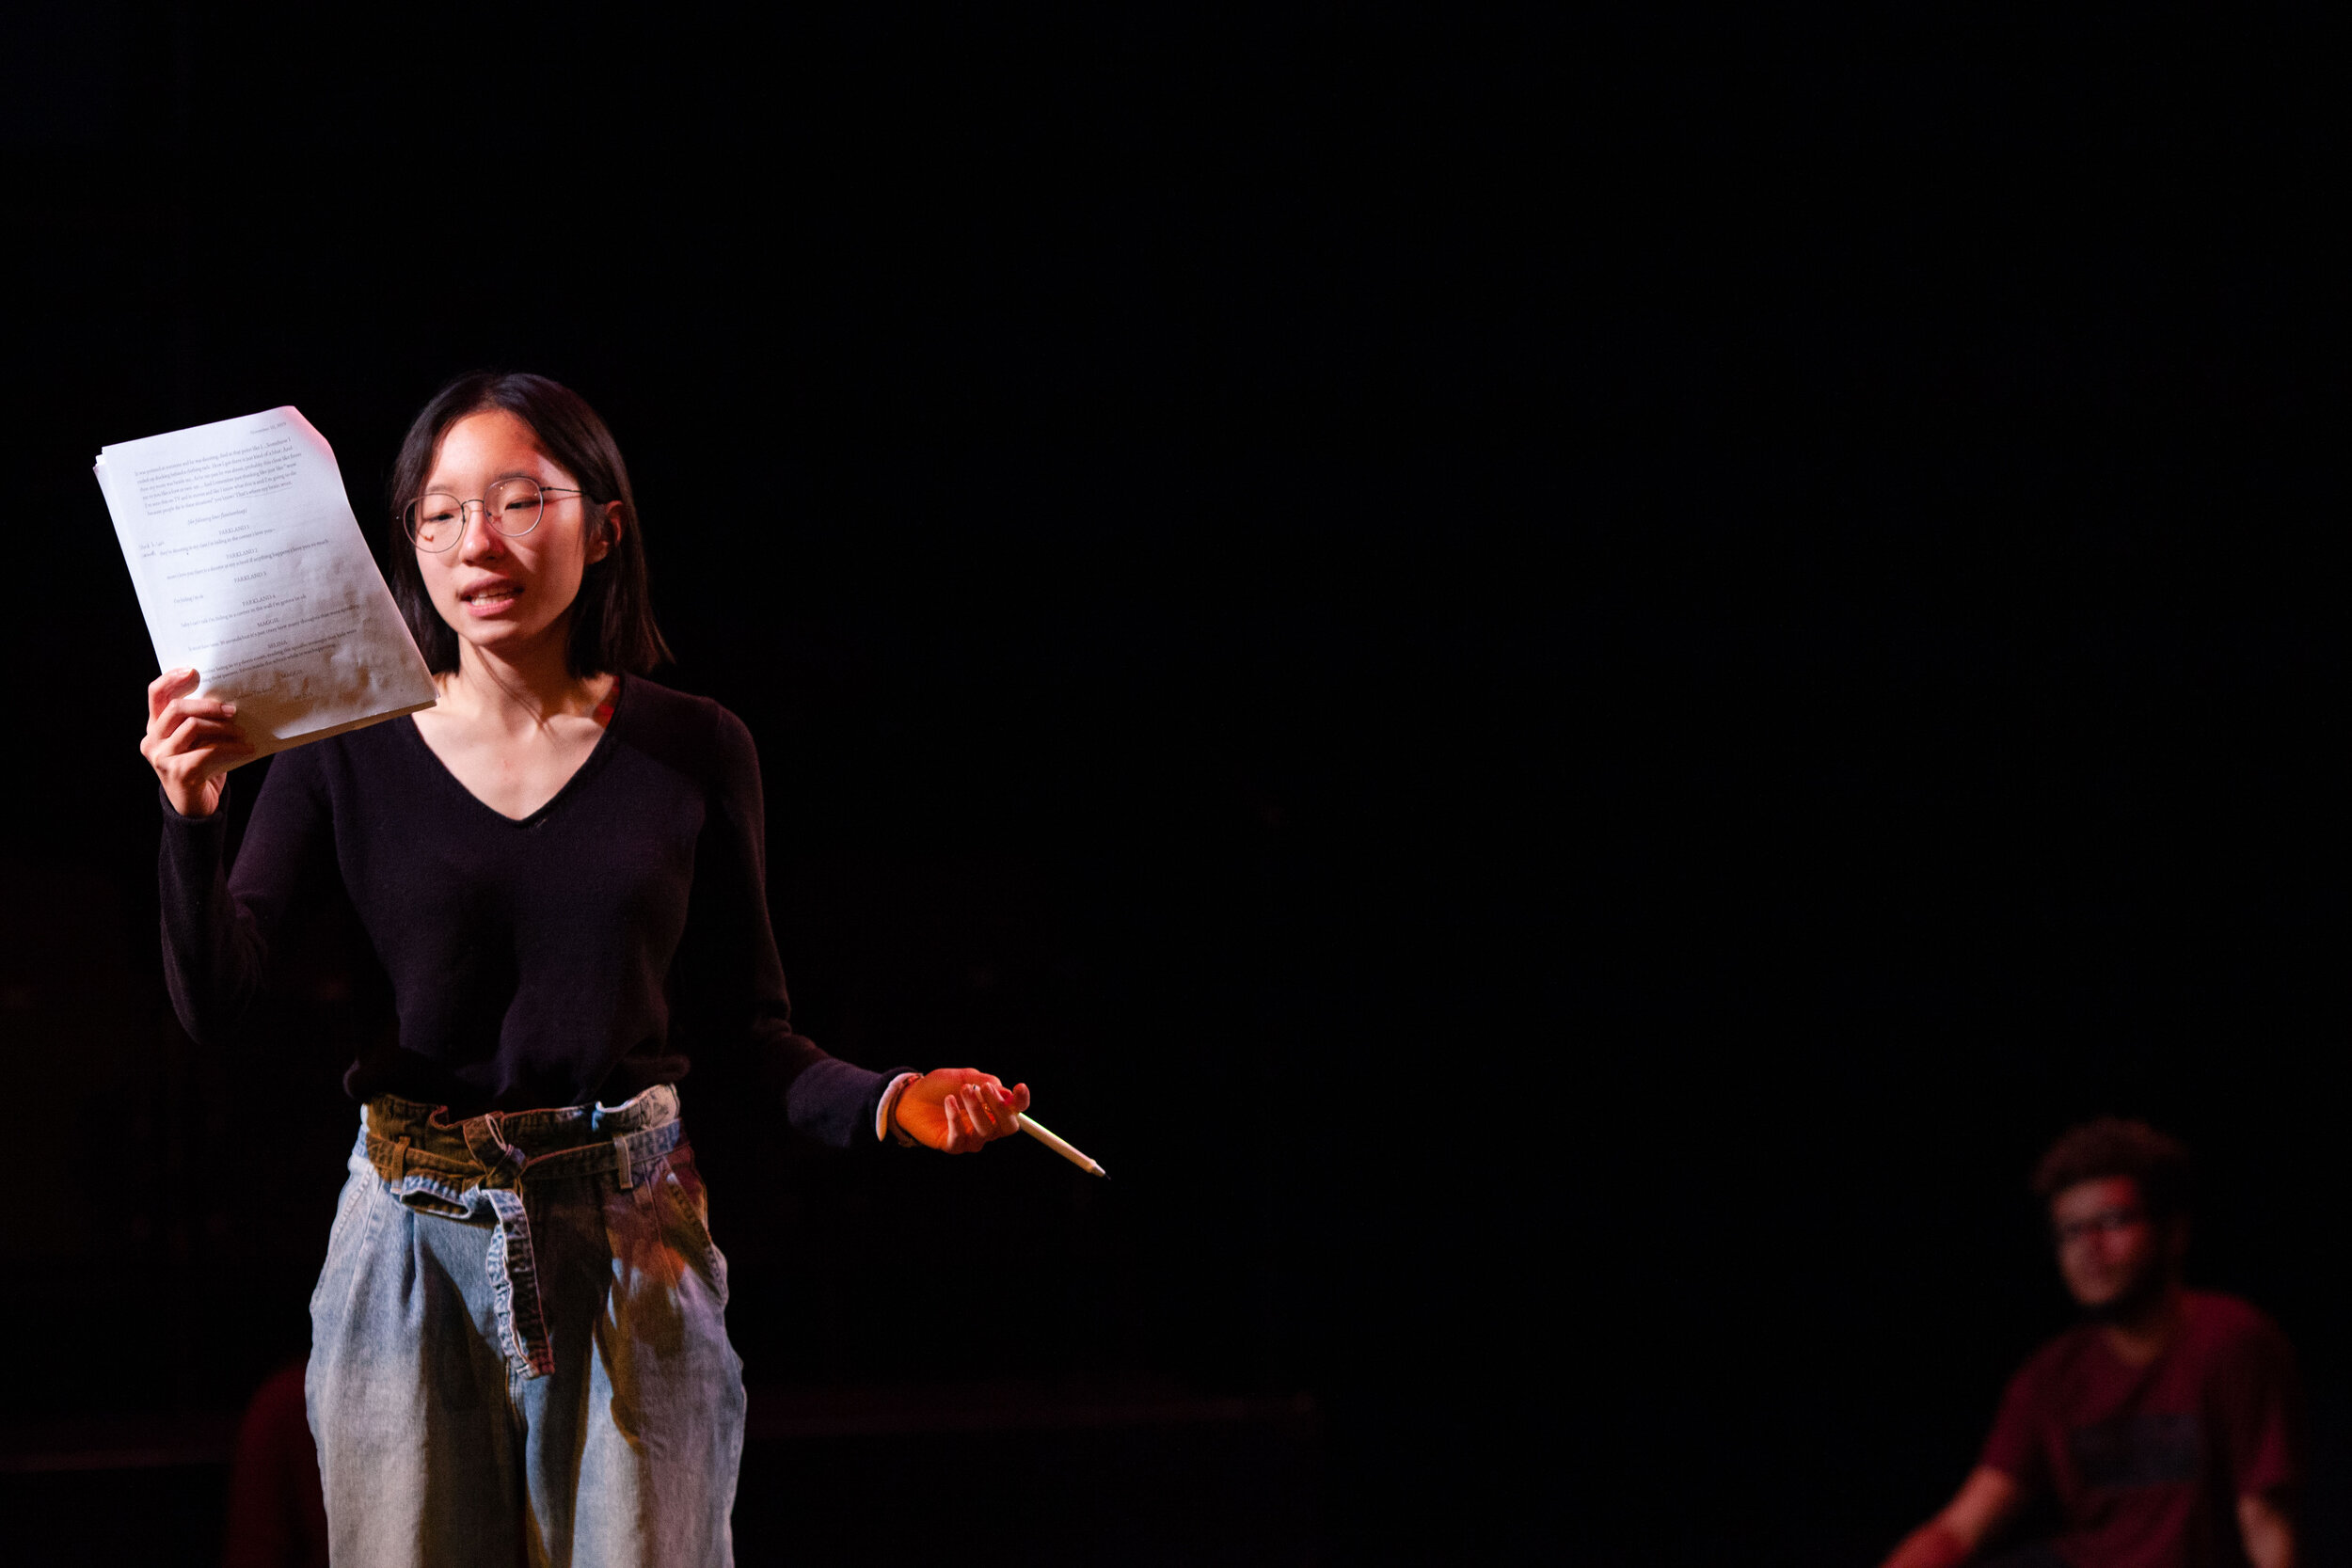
[2032,1117,2194,1225]
[386,372,672,677]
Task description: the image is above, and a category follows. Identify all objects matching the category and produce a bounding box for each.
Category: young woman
[140,372,1031,1567]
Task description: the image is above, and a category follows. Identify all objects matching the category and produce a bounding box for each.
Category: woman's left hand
[892,1069,1032,1153]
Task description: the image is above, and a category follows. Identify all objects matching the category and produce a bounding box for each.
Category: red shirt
[1980,1291,2300,1568]
[222,1361,328,1568]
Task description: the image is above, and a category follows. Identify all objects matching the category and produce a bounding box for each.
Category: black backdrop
[1,6,2339,1564]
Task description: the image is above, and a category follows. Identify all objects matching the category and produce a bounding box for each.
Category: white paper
[94,406,437,762]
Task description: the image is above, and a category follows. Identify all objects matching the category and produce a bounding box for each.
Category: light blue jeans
[306,1085,745,1567]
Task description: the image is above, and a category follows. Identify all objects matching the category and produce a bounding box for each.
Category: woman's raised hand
[891,1068,1034,1153]
[141,668,254,818]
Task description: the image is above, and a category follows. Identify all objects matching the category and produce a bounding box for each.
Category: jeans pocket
[310,1163,386,1324]
[652,1153,729,1309]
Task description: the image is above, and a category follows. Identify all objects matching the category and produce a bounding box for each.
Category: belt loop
[613,1133,634,1191]
[464,1114,518,1176]
[393,1135,410,1180]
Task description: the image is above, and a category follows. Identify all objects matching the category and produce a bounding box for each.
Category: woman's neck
[439,626,607,728]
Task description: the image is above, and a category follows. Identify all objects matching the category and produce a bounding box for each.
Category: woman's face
[415,409,617,667]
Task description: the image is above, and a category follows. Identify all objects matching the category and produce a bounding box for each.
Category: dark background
[0,5,2339,1564]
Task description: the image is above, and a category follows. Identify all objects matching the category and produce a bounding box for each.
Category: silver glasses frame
[400,482,588,552]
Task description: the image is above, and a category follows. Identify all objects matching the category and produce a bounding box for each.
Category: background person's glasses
[2053,1206,2147,1246]
[401,480,586,552]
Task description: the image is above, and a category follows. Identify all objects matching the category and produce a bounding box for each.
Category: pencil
[1016,1114,1108,1178]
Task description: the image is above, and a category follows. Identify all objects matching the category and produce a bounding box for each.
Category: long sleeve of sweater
[156,757,331,1047]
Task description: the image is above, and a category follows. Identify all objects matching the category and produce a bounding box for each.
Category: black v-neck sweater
[158,676,896,1143]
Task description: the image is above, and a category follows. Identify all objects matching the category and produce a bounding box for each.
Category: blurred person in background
[224,1358,328,1568]
[1879,1117,2300,1568]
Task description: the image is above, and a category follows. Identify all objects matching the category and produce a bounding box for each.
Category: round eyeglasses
[401,480,588,552]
